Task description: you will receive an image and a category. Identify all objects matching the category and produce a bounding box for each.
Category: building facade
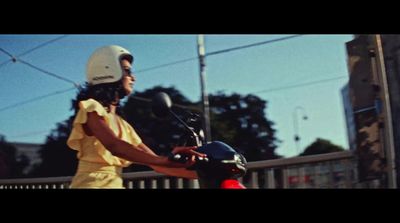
[380,35,400,186]
[341,83,357,151]
[11,142,42,175]
[343,35,399,188]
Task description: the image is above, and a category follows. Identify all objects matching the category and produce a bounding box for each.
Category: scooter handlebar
[168,152,209,164]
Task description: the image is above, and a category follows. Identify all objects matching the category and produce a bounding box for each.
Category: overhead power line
[0,87,198,113]
[17,35,69,58]
[0,37,78,88]
[0,48,15,59]
[0,75,347,114]
[206,35,303,57]
[0,35,338,115]
[123,75,346,113]
[3,35,303,88]
[251,75,348,95]
[18,59,80,88]
[0,87,76,112]
[0,35,311,114]
[135,35,303,74]
[0,35,69,66]
[0,47,17,70]
[7,73,345,136]
[135,57,198,74]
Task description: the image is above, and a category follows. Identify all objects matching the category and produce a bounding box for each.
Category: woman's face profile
[120,59,135,95]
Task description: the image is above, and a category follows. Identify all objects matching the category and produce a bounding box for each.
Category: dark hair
[72,81,127,117]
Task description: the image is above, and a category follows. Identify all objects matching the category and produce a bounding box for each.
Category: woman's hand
[167,146,207,168]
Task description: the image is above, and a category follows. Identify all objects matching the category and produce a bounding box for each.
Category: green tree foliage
[209,92,281,161]
[29,117,77,177]
[0,135,30,179]
[123,87,281,166]
[300,138,345,156]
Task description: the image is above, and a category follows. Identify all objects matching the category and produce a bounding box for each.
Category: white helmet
[86,45,133,85]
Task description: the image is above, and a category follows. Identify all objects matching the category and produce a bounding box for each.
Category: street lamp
[293,106,308,155]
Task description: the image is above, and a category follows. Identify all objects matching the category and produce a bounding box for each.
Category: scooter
[152,92,247,189]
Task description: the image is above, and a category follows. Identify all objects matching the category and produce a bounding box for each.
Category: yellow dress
[67,99,142,188]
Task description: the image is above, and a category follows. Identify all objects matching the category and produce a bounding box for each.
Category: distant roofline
[10,142,43,147]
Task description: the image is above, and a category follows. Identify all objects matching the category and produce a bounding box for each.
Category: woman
[67,45,205,188]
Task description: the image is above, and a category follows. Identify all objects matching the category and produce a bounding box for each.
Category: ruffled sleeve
[67,99,109,152]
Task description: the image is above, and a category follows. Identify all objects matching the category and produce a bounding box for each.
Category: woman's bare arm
[136,143,199,179]
[84,111,193,168]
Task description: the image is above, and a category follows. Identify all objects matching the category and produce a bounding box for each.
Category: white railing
[0,176,73,189]
[244,151,357,188]
[0,151,365,189]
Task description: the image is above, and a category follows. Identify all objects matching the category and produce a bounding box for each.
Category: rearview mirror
[152,92,172,118]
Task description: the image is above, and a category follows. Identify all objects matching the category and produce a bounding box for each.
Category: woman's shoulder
[79,98,101,105]
[78,99,108,116]
[79,98,102,108]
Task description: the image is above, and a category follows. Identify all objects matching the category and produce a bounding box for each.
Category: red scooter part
[220,179,246,189]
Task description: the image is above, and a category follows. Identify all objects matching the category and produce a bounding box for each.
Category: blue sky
[0,34,354,158]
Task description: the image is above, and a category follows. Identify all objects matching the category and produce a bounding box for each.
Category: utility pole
[197,35,212,143]
[371,34,397,188]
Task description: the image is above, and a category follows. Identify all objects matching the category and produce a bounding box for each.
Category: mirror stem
[169,111,200,141]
